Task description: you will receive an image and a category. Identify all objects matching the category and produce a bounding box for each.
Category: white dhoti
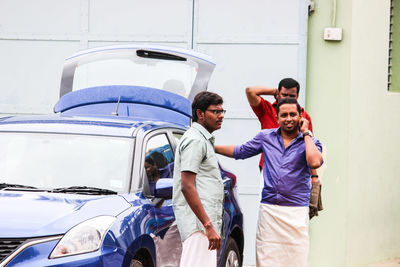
[180,231,217,267]
[256,203,309,267]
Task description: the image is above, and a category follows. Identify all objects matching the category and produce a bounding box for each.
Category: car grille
[0,238,27,263]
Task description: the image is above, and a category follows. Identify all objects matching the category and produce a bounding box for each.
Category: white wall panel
[89,0,193,42]
[0,0,82,35]
[195,0,300,43]
[88,41,189,49]
[0,40,80,113]
[194,0,309,110]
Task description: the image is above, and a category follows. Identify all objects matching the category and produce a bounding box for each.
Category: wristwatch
[303,130,313,137]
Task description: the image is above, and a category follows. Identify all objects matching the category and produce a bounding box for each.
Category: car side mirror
[154,178,173,199]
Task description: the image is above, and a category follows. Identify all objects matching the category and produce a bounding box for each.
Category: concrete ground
[242,258,400,267]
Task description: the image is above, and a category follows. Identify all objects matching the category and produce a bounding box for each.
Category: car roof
[0,114,185,137]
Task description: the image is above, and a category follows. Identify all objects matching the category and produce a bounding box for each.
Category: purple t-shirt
[234,128,323,207]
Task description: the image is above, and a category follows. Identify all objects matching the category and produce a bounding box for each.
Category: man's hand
[311,176,319,184]
[205,223,222,250]
[300,117,310,134]
[301,119,323,169]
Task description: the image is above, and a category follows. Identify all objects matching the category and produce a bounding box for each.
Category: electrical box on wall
[324,27,343,41]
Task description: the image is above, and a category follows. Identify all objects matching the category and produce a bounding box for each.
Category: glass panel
[173,132,184,142]
[0,133,132,193]
[72,51,198,97]
[144,134,174,183]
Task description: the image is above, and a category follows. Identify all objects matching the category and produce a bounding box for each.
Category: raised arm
[216,131,264,160]
[245,86,279,107]
[214,145,235,157]
[300,118,323,169]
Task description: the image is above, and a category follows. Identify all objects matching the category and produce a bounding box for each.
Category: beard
[281,122,299,135]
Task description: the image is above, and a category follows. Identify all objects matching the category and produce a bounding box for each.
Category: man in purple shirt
[215,98,323,267]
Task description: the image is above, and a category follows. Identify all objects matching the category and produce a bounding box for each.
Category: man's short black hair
[276,98,301,115]
[145,157,154,165]
[192,91,223,122]
[148,151,167,168]
[278,78,300,94]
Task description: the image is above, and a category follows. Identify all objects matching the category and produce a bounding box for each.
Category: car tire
[222,237,241,267]
[130,259,144,267]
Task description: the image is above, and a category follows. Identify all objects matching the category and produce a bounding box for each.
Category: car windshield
[72,50,198,98]
[0,133,132,193]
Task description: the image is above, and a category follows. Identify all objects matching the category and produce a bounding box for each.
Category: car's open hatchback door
[55,44,216,127]
[59,44,215,101]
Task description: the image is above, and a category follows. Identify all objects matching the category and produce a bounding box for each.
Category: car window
[172,132,184,143]
[72,55,198,98]
[0,133,132,193]
[143,134,174,196]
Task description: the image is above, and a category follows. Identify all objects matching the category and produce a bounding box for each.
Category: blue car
[0,45,243,267]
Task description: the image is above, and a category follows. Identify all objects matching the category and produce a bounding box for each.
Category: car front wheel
[222,237,241,267]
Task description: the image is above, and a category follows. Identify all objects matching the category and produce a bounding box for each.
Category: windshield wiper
[0,183,38,190]
[52,186,118,195]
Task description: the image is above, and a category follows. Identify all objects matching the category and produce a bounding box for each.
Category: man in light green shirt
[172,91,226,267]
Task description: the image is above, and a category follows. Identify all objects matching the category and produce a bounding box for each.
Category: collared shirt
[172,122,224,241]
[251,98,313,170]
[234,128,323,207]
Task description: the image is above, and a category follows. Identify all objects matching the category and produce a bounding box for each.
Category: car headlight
[49,215,116,258]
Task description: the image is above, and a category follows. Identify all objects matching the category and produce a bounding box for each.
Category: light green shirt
[172,122,224,241]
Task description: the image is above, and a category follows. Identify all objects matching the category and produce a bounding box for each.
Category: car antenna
[112,96,121,116]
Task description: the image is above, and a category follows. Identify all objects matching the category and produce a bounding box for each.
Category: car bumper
[3,239,126,267]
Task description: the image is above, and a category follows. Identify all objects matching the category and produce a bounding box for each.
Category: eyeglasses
[206,109,226,115]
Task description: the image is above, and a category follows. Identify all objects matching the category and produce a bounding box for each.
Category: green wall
[306,0,400,266]
[391,0,400,92]
[306,0,351,266]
